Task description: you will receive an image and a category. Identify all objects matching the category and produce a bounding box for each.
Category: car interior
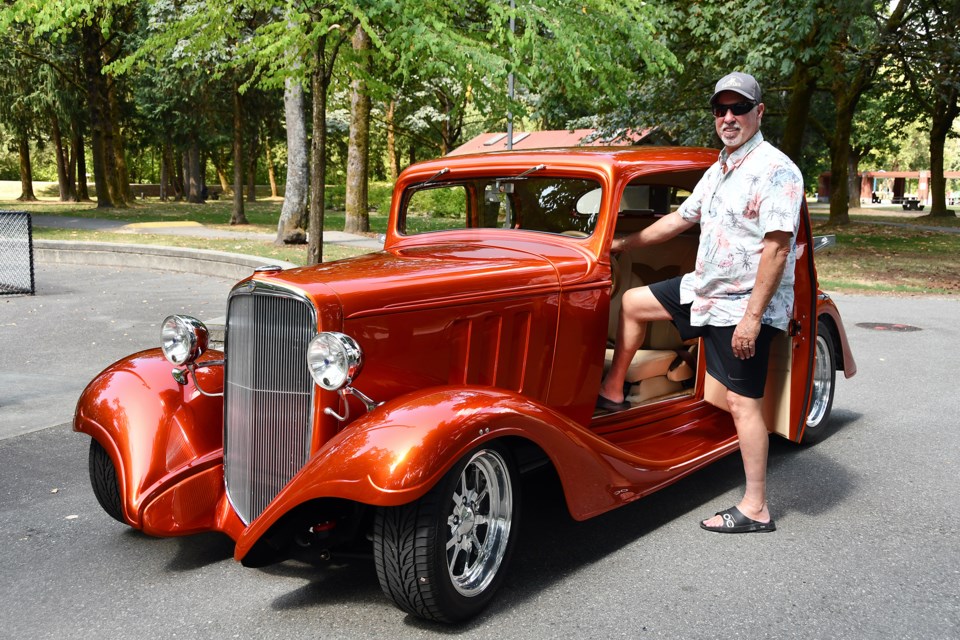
[602,175,704,410]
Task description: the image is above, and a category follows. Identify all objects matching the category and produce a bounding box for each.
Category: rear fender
[816,296,857,378]
[235,386,651,563]
[73,349,226,531]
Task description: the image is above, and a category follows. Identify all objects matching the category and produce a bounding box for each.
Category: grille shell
[223,282,317,525]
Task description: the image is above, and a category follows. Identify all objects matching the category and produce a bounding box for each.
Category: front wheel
[88,439,126,524]
[803,319,837,444]
[373,443,519,623]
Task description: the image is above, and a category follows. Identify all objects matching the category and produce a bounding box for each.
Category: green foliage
[1,0,958,224]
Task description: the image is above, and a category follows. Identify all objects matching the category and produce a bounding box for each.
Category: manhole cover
[855,322,922,332]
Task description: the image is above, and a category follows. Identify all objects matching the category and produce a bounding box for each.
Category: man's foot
[700,506,775,533]
[595,394,631,413]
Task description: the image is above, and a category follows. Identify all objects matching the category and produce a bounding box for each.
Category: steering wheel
[560,230,590,238]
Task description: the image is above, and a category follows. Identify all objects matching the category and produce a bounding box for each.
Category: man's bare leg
[598,286,672,403]
[701,391,772,527]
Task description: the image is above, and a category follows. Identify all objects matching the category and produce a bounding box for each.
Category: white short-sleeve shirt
[676,131,804,331]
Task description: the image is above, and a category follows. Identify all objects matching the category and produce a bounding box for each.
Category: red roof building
[448,128,658,156]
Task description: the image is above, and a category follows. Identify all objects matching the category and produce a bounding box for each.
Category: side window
[620,184,674,215]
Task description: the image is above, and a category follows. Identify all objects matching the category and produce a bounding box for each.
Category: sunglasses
[711,101,757,117]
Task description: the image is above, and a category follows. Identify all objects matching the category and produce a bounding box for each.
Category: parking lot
[1,261,958,639]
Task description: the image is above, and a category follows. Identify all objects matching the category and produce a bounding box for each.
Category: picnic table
[902,197,925,211]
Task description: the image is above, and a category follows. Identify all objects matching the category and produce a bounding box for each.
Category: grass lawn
[5,186,958,295]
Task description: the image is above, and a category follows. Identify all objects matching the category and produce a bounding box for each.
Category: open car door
[760,202,818,442]
[704,202,819,441]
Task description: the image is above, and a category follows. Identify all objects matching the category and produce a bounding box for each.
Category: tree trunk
[308,51,329,265]
[277,77,309,244]
[781,62,817,163]
[246,127,258,204]
[264,131,278,198]
[345,25,372,234]
[51,114,75,202]
[172,149,184,200]
[186,140,203,204]
[73,124,90,201]
[159,144,169,201]
[827,94,855,226]
[101,81,123,207]
[16,136,37,202]
[438,88,451,156]
[109,85,133,204]
[66,126,79,202]
[210,150,231,193]
[847,151,861,209]
[386,99,399,181]
[81,25,114,208]
[927,92,958,216]
[231,85,248,224]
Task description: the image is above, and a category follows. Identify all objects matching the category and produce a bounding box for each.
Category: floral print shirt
[676,131,803,331]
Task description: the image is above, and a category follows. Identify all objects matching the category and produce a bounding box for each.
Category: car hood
[263,240,594,321]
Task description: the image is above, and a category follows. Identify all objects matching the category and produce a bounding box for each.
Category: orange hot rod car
[75,147,855,623]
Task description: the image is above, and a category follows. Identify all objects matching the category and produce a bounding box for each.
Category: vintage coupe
[75,147,856,623]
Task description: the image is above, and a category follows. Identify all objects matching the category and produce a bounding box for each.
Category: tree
[894,0,960,216]
[0,40,42,201]
[817,1,911,225]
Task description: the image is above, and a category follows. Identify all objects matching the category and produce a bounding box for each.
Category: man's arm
[611,210,696,253]
[732,230,792,360]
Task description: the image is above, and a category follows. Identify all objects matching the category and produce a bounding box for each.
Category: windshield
[399,176,602,237]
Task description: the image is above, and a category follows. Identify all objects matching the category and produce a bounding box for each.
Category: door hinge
[788,319,802,337]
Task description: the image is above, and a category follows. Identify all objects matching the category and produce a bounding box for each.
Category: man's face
[712,90,764,153]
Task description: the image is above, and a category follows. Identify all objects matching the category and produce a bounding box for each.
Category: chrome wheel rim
[807,333,833,428]
[445,449,513,597]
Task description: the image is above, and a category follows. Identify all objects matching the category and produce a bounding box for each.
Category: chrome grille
[223,285,316,524]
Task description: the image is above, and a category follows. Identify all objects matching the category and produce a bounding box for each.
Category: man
[597,72,803,534]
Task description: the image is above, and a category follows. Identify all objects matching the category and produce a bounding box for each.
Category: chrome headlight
[307,332,363,391]
[161,315,209,366]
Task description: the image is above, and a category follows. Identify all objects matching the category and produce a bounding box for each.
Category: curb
[34,239,298,281]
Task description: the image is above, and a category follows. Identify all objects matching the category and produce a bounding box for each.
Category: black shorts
[648,276,782,399]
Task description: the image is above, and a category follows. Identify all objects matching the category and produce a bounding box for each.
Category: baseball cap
[711,72,762,104]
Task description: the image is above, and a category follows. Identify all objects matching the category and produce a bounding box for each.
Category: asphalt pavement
[1,249,958,638]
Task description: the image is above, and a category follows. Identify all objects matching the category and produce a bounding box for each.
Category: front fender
[235,386,691,563]
[73,349,227,532]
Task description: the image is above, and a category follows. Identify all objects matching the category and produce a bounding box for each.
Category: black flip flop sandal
[700,506,776,533]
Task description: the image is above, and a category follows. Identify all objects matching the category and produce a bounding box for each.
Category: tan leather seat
[605,222,700,404]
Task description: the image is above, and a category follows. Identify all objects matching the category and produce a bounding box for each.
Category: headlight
[307,332,363,391]
[161,315,209,366]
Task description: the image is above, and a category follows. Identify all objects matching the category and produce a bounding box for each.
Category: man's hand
[732,314,761,360]
[610,236,628,254]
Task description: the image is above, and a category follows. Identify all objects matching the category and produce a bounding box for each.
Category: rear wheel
[373,443,519,623]
[803,319,837,443]
[88,439,126,524]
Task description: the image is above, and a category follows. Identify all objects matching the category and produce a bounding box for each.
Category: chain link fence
[0,211,35,295]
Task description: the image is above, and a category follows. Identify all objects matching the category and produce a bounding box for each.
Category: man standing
[596,72,803,533]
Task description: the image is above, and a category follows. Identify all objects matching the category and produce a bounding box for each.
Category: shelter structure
[818,170,960,205]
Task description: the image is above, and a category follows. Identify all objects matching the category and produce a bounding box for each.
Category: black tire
[803,319,837,444]
[88,439,126,524]
[373,443,519,623]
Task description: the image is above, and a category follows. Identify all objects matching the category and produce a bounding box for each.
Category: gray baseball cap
[711,72,762,104]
